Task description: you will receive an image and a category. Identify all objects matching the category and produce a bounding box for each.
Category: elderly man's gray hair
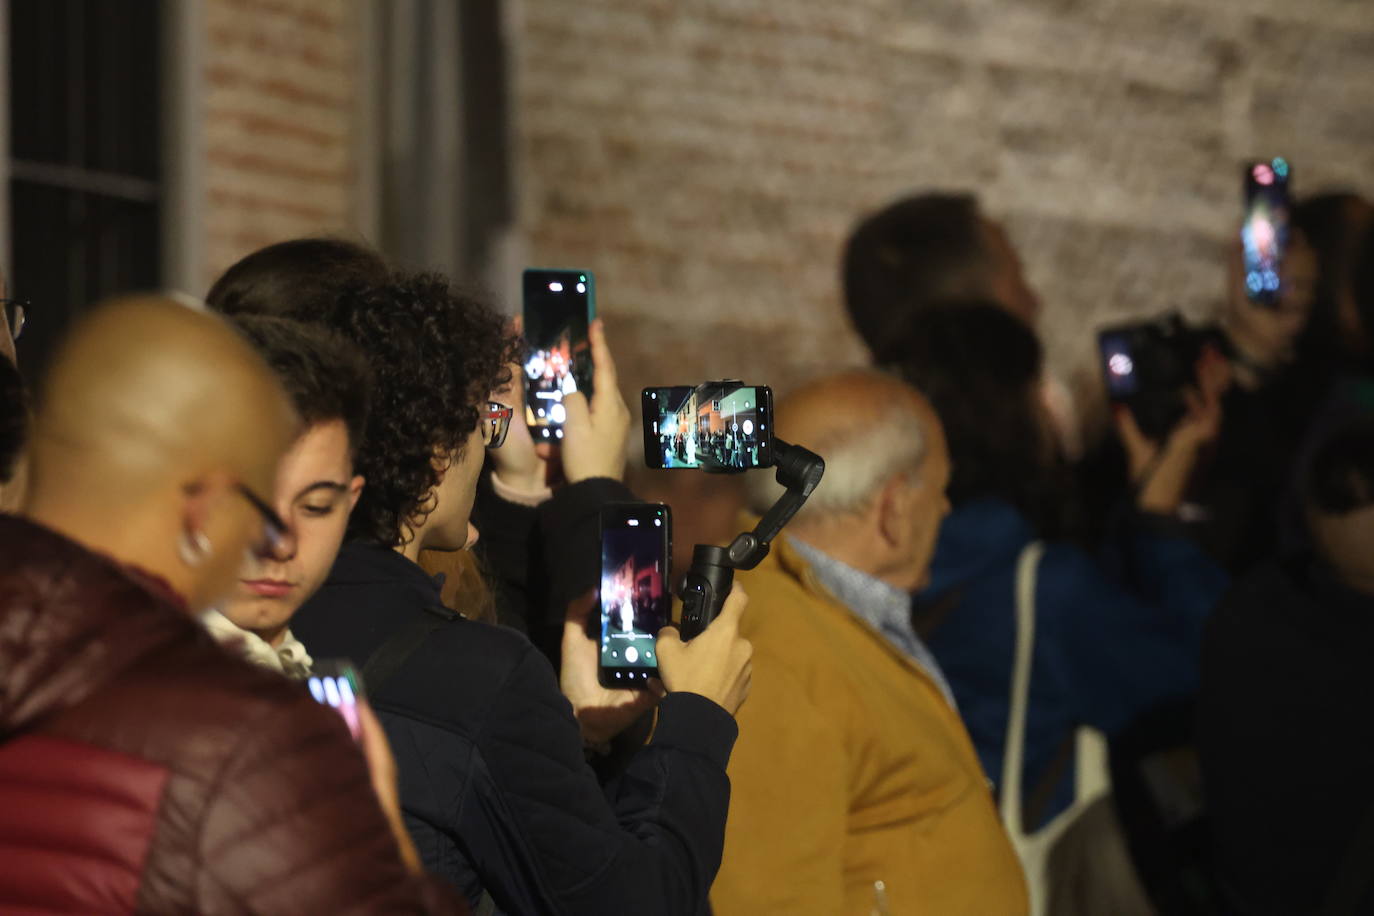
[745,398,927,522]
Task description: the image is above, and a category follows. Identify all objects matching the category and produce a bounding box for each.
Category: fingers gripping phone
[1241,158,1292,307]
[307,660,364,741]
[522,268,595,442]
[599,503,671,688]
[642,382,774,471]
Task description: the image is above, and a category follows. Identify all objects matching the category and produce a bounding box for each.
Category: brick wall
[200,0,364,291]
[508,0,1374,422]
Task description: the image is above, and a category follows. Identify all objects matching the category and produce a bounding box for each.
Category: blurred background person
[1199,412,1374,915]
[883,303,1226,853]
[0,297,460,913]
[840,191,1088,459]
[716,369,1027,916]
[202,315,371,678]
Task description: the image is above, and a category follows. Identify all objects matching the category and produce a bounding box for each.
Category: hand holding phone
[655,583,753,716]
[559,319,631,484]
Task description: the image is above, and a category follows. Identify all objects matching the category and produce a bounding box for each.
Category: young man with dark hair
[205,237,390,319]
[203,315,372,676]
[265,270,753,914]
[1200,412,1374,914]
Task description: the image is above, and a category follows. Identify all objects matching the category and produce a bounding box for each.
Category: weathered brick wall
[508,0,1374,420]
[200,0,363,291]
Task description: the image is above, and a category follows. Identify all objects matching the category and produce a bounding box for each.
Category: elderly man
[711,369,1026,915]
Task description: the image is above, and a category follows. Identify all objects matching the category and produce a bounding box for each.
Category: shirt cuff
[650,692,739,770]
[489,470,554,507]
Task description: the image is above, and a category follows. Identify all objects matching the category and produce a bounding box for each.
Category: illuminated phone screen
[598,504,670,688]
[1241,158,1291,307]
[307,662,363,741]
[523,269,594,441]
[642,383,773,471]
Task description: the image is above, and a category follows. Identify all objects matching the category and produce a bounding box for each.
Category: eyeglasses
[1,299,27,341]
[234,483,295,559]
[483,402,513,449]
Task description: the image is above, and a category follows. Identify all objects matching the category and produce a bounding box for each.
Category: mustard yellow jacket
[711,537,1028,915]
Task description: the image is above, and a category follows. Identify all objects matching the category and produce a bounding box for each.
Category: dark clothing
[0,515,462,914]
[920,498,1227,827]
[1198,560,1374,915]
[291,480,738,916]
[472,470,624,663]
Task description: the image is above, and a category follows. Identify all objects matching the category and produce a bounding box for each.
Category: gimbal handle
[678,439,824,640]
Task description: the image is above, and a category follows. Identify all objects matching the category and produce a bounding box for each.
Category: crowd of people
[0,181,1370,915]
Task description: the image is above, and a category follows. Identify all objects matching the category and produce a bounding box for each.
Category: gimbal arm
[678,439,825,639]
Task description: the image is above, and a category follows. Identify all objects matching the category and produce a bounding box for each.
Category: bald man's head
[747,370,951,590]
[24,296,299,610]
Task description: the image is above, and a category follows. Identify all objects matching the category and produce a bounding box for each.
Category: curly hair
[322,273,519,546]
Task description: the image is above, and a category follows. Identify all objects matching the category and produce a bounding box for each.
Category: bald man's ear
[178,470,238,565]
[875,472,917,550]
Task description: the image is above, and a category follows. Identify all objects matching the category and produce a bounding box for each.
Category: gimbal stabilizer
[678,438,825,639]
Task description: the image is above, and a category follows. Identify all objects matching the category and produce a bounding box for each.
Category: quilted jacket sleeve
[193,696,467,915]
[469,643,737,916]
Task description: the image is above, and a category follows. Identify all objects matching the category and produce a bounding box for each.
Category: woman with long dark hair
[884,302,1227,831]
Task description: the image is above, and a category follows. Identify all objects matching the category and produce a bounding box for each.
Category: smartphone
[522,268,595,441]
[307,660,364,741]
[1097,328,1141,401]
[642,382,774,471]
[599,503,671,688]
[1241,158,1291,307]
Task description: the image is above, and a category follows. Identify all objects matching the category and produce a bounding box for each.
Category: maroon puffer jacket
[0,515,466,914]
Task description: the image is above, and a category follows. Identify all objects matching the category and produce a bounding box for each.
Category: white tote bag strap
[1000,541,1045,842]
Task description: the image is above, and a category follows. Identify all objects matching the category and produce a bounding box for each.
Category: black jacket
[1198,559,1374,915]
[292,480,738,915]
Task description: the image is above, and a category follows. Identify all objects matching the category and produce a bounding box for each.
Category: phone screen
[307,660,364,741]
[642,382,773,470]
[599,503,671,688]
[1241,158,1291,307]
[522,268,595,441]
[1098,329,1140,400]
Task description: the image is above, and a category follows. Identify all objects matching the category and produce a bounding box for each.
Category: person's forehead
[282,420,353,477]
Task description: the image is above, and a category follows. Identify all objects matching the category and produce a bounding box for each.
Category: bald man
[711,370,1027,916]
[0,297,463,913]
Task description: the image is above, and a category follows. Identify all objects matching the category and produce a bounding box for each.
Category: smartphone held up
[522,268,595,442]
[598,503,671,689]
[642,382,774,471]
[1241,157,1291,307]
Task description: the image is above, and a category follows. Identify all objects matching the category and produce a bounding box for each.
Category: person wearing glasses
[200,315,372,678]
[0,296,465,913]
[249,270,752,916]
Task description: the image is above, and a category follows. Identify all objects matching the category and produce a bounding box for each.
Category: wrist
[490,468,554,506]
